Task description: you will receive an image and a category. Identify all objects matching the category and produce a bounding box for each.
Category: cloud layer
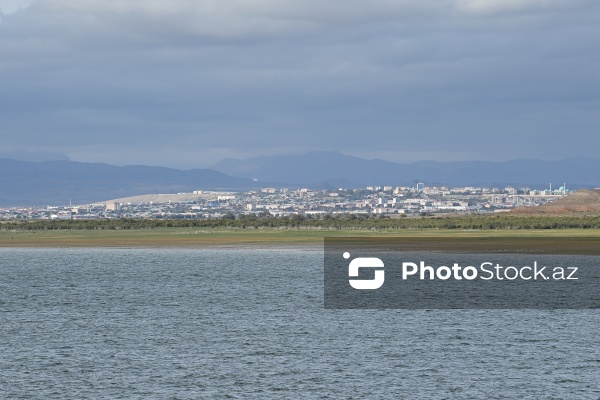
[1,0,599,167]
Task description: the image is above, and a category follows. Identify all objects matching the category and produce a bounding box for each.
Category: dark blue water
[1,248,599,399]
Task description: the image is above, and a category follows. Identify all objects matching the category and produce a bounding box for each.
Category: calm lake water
[1,248,599,399]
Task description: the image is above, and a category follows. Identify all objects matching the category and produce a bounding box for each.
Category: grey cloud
[1,1,599,167]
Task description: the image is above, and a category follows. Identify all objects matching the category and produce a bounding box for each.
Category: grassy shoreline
[1,228,600,254]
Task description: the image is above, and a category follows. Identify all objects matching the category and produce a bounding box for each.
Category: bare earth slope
[512,189,600,214]
[100,192,228,204]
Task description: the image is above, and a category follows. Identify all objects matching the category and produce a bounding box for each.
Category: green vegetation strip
[1,227,600,254]
[3,213,600,231]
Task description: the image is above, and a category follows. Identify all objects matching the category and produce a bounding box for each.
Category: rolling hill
[212,151,600,188]
[0,159,256,206]
[512,189,600,214]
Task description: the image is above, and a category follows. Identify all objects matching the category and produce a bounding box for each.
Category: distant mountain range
[212,151,600,189]
[0,150,71,162]
[1,152,599,206]
[0,159,255,206]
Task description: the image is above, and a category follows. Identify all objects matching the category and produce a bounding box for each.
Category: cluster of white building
[0,183,570,220]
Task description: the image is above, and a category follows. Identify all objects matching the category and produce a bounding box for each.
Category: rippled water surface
[1,248,599,399]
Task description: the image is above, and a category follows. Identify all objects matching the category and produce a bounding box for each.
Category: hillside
[512,189,600,214]
[101,192,229,204]
[0,159,256,206]
[212,151,600,188]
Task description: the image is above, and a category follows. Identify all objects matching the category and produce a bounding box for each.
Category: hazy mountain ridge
[0,151,70,162]
[212,152,600,188]
[0,159,255,206]
[1,153,599,206]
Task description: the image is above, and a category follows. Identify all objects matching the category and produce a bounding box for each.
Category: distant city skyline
[2,1,600,169]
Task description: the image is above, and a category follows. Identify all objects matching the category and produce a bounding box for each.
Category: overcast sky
[1,0,599,168]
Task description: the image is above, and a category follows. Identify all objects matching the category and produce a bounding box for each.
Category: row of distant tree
[2,213,600,230]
